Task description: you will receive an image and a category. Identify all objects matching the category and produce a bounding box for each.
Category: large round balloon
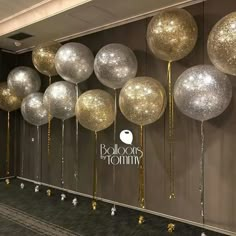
[32,41,61,77]
[43,81,78,120]
[94,43,138,89]
[7,66,41,98]
[0,82,21,112]
[55,42,94,84]
[119,77,166,126]
[208,12,236,76]
[147,8,198,62]
[174,65,232,121]
[21,92,51,126]
[75,89,114,132]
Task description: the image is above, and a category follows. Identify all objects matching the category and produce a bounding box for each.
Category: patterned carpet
[0,179,224,236]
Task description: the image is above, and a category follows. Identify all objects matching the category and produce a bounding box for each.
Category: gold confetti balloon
[119,77,167,126]
[208,12,236,76]
[147,8,198,62]
[75,89,115,132]
[32,41,61,77]
[0,82,22,112]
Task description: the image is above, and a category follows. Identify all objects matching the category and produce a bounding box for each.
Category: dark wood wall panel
[0,51,19,178]
[14,0,236,233]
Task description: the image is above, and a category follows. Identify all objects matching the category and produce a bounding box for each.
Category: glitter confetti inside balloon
[32,41,61,77]
[21,92,51,126]
[94,43,138,89]
[55,42,94,84]
[208,12,236,76]
[174,65,232,121]
[0,82,22,112]
[147,8,198,62]
[43,81,78,120]
[119,77,166,126]
[7,66,41,98]
[75,89,115,132]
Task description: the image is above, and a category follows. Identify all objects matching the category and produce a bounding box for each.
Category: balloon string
[167,61,175,199]
[200,121,205,228]
[92,131,98,210]
[75,84,79,190]
[36,126,40,182]
[61,120,65,188]
[21,120,25,177]
[112,89,117,210]
[6,112,10,176]
[138,125,145,223]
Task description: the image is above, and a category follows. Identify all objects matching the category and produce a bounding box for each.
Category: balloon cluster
[0,7,232,141]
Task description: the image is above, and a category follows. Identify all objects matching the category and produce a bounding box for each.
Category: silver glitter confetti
[94,43,137,89]
[174,65,232,121]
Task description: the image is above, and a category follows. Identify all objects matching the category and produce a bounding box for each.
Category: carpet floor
[0,179,225,236]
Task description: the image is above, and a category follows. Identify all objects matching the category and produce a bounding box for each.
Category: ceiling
[0,0,204,54]
[0,0,47,21]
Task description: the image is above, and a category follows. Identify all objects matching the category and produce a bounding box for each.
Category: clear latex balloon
[43,81,78,120]
[94,43,138,89]
[174,65,232,121]
[0,82,22,112]
[147,8,198,62]
[55,42,94,84]
[21,92,51,126]
[208,12,236,76]
[75,89,114,132]
[32,41,61,77]
[7,66,41,98]
[119,77,167,126]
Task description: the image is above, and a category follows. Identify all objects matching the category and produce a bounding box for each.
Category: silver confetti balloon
[174,65,232,121]
[55,42,94,84]
[94,43,138,89]
[7,66,41,98]
[21,92,51,126]
[43,81,78,120]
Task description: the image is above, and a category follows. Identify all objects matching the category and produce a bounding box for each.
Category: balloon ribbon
[61,120,65,188]
[6,112,10,176]
[138,125,145,224]
[36,126,42,182]
[92,131,98,210]
[112,89,117,213]
[167,61,175,199]
[200,121,205,233]
[75,84,79,190]
[21,120,25,177]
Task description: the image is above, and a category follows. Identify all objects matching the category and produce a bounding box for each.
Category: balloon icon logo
[120,130,133,145]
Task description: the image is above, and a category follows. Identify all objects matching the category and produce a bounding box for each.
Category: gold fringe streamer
[167,61,175,199]
[47,76,52,160]
[6,112,10,176]
[92,131,98,210]
[138,125,145,224]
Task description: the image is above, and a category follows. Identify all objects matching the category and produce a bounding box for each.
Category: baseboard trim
[16,176,234,236]
[0,176,15,180]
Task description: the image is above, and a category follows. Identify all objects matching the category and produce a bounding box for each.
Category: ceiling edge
[15,0,205,54]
